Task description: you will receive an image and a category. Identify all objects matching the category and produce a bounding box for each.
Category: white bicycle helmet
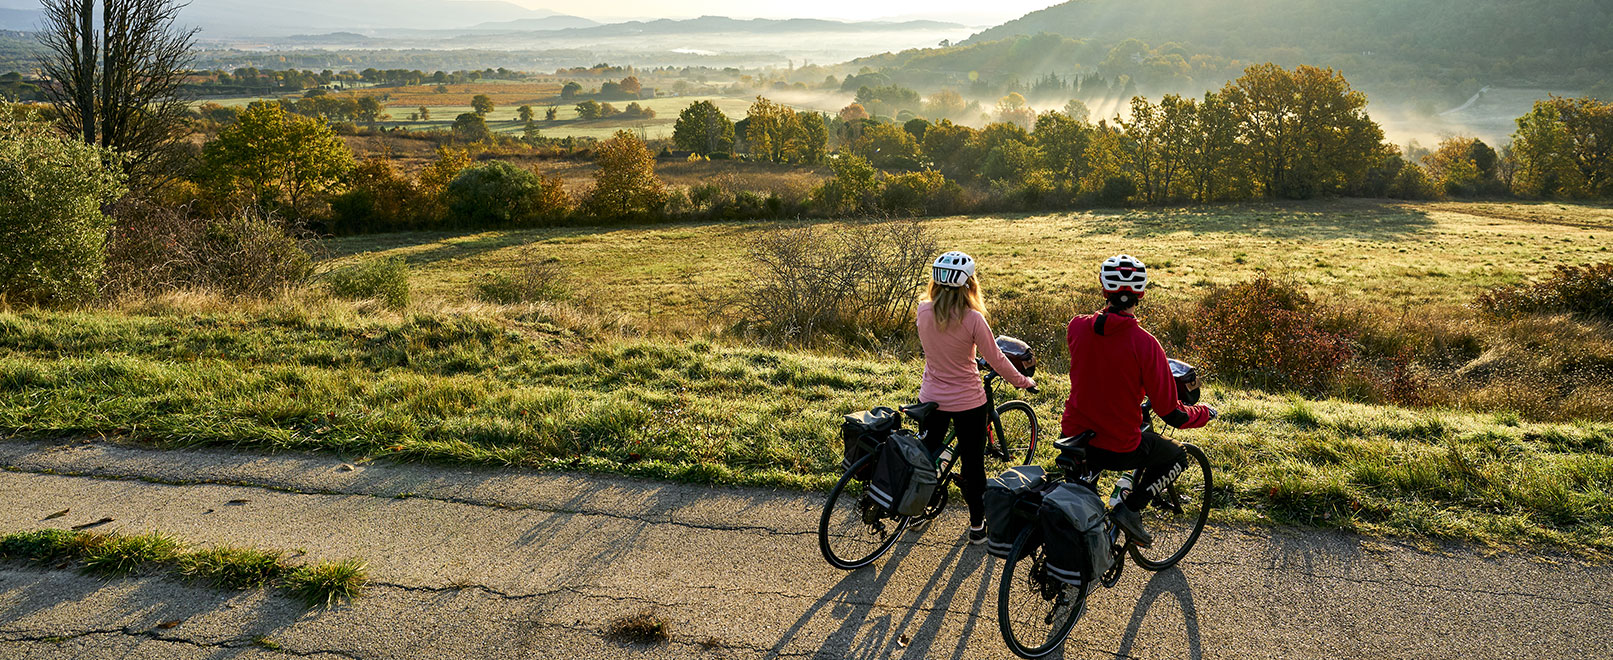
[932,251,976,288]
[1099,254,1148,296]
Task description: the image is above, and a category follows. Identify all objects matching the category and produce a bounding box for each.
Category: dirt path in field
[0,438,1607,659]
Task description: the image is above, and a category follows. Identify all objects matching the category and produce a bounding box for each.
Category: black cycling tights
[918,402,991,527]
[1080,431,1189,511]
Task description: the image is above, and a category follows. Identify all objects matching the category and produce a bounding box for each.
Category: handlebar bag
[1038,482,1112,585]
[866,429,938,517]
[841,407,899,480]
[983,465,1048,558]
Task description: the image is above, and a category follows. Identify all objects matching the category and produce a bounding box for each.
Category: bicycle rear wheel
[819,454,909,570]
[986,400,1040,475]
[997,527,1088,658]
[1129,444,1213,571]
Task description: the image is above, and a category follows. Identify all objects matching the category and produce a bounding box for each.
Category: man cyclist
[1061,254,1216,547]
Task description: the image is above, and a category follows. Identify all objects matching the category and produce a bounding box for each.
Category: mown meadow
[2,200,1610,557]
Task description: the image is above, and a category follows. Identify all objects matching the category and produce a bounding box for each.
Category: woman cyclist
[917,251,1036,545]
[1061,254,1217,547]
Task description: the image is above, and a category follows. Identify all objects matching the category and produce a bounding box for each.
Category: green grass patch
[285,558,368,609]
[0,529,365,607]
[1,303,1609,558]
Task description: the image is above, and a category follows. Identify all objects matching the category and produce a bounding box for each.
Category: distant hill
[180,0,555,36]
[539,16,961,38]
[469,15,602,31]
[0,8,38,31]
[851,0,1613,111]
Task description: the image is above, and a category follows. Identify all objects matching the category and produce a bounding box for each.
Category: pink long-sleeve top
[916,301,1035,412]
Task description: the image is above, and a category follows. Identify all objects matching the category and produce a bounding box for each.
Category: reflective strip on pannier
[1038,482,1111,585]
[867,429,938,517]
[983,465,1047,558]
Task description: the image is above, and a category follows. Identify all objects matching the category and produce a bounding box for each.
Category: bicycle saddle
[1053,431,1096,462]
[900,401,939,425]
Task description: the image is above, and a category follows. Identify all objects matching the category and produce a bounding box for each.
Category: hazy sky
[514,0,1060,24]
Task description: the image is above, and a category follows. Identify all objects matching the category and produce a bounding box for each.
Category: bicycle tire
[997,527,1088,658]
[818,454,910,570]
[987,400,1040,475]
[1128,444,1213,571]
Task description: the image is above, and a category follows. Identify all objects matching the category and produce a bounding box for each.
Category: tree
[560,81,582,99]
[472,94,494,116]
[1183,90,1244,202]
[452,112,492,143]
[517,104,534,122]
[672,100,733,155]
[575,100,603,120]
[545,106,558,121]
[812,154,878,214]
[854,121,922,170]
[1060,99,1091,124]
[1,109,127,306]
[202,103,353,220]
[1222,64,1387,198]
[1422,136,1485,195]
[38,0,198,180]
[446,162,567,227]
[355,96,386,126]
[418,105,430,121]
[923,89,968,122]
[619,76,642,96]
[1034,111,1092,185]
[744,96,796,162]
[839,103,870,123]
[586,130,665,218]
[996,93,1035,129]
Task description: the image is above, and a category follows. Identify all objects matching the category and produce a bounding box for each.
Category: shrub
[879,170,963,216]
[1187,277,1352,393]
[446,162,568,227]
[326,257,410,309]
[1477,263,1613,321]
[201,103,354,221]
[1095,175,1137,206]
[0,110,128,306]
[102,202,314,298]
[585,130,666,220]
[812,154,878,214]
[732,221,936,345]
[452,112,492,143]
[474,255,572,304]
[329,158,428,234]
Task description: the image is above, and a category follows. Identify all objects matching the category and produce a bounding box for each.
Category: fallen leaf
[156,620,182,629]
[338,464,355,472]
[226,499,250,505]
[202,509,214,514]
[43,508,69,520]
[897,634,910,648]
[71,517,114,530]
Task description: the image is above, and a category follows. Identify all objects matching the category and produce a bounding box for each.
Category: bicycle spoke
[1129,444,1213,571]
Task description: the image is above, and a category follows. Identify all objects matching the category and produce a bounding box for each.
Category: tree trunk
[78,0,94,144]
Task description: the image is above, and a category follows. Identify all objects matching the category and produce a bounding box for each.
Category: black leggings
[919,402,991,526]
[1080,431,1188,511]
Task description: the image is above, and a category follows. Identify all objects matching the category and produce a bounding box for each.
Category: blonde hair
[925,276,987,330]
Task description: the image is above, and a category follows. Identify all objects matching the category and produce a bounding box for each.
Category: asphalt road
[0,439,1606,659]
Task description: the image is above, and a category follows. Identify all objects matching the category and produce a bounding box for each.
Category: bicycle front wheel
[1129,443,1213,571]
[819,454,909,570]
[987,400,1040,475]
[997,527,1087,658]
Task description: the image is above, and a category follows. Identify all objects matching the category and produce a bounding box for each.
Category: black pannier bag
[867,429,939,517]
[1038,482,1112,585]
[983,465,1048,558]
[841,407,899,479]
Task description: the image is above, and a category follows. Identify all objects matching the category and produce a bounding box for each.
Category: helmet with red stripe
[1099,254,1148,297]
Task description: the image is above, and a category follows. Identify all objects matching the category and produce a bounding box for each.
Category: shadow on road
[766,532,924,659]
[1111,567,1204,660]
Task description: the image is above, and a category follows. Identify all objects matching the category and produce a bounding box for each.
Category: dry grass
[605,609,671,645]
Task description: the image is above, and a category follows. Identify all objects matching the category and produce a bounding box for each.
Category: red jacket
[1061,309,1212,452]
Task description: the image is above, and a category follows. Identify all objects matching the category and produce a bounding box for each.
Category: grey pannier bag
[841,406,900,480]
[1038,482,1112,585]
[983,465,1048,558]
[867,429,938,517]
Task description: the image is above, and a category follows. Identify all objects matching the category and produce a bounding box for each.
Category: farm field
[2,200,1610,559]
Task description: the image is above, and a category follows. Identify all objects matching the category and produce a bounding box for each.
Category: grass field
[3,200,1611,557]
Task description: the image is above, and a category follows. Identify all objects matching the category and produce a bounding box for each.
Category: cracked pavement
[0,439,1608,659]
